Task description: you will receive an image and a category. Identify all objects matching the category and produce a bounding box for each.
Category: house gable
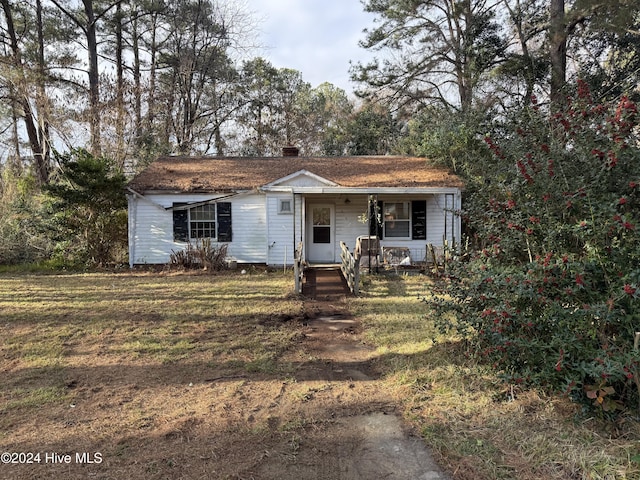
[263,169,338,189]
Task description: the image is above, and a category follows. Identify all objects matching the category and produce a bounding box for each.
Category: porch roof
[128,155,464,194]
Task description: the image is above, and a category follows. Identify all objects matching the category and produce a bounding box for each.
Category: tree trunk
[214,123,224,156]
[83,0,102,155]
[146,13,158,133]
[1,0,48,185]
[35,0,51,180]
[549,0,566,109]
[114,1,125,168]
[9,91,22,170]
[459,1,474,112]
[131,12,142,143]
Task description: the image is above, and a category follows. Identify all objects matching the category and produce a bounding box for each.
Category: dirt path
[253,267,449,479]
[255,296,450,480]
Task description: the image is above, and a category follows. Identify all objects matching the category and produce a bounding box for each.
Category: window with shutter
[189,204,216,238]
[172,201,232,242]
[384,202,410,238]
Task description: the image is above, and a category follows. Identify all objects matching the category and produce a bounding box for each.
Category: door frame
[305,203,335,263]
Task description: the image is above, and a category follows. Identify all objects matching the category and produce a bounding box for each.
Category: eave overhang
[261,186,462,195]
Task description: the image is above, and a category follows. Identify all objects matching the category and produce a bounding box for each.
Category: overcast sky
[245,0,377,94]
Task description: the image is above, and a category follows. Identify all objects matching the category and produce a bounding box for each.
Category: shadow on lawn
[2,340,469,396]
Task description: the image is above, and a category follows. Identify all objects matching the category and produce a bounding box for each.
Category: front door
[307,204,334,263]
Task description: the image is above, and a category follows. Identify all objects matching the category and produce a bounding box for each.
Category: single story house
[125,151,464,267]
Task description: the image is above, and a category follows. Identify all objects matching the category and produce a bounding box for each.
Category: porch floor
[302,267,350,299]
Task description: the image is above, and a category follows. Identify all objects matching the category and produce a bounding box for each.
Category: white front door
[307,204,335,263]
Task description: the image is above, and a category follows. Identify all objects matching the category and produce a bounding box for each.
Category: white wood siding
[232,195,268,263]
[128,192,267,265]
[128,189,461,266]
[334,195,369,256]
[266,193,297,266]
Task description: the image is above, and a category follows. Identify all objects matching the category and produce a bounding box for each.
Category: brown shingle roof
[127,155,464,193]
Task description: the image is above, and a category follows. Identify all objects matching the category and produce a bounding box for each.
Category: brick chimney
[282,146,299,157]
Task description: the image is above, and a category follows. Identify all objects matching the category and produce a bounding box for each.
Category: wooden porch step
[302,267,350,299]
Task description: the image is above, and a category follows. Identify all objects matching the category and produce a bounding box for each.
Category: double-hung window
[370,200,427,240]
[173,202,232,242]
[189,205,216,238]
[383,202,410,238]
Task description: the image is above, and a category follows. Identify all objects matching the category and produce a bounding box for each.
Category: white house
[125,152,464,267]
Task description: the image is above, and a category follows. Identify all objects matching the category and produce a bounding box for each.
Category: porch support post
[292,192,297,264]
[300,195,306,262]
[368,194,380,273]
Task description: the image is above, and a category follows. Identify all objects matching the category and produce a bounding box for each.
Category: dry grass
[0,270,309,479]
[1,271,300,368]
[2,269,639,479]
[352,272,640,480]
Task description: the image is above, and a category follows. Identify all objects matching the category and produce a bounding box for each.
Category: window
[312,206,331,243]
[173,202,232,242]
[371,200,427,240]
[279,199,292,214]
[384,202,410,238]
[190,204,216,238]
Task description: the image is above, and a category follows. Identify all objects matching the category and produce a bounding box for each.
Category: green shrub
[44,149,128,267]
[0,169,51,265]
[429,83,640,416]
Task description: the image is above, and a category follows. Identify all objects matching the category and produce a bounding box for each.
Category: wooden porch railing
[340,241,360,295]
[294,241,304,294]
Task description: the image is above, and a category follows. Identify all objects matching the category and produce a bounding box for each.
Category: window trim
[188,204,217,240]
[279,198,293,215]
[383,201,411,239]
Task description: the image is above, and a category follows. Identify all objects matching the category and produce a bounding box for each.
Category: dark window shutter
[412,200,427,240]
[369,200,383,239]
[217,202,232,242]
[173,203,189,242]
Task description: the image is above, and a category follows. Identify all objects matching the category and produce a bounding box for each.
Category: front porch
[294,239,447,298]
[267,191,460,268]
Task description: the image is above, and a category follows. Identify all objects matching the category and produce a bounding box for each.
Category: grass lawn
[352,273,640,480]
[0,270,306,479]
[0,269,638,479]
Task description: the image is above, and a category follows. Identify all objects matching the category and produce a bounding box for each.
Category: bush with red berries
[430,82,640,416]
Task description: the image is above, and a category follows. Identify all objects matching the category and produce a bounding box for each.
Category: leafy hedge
[430,83,640,416]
